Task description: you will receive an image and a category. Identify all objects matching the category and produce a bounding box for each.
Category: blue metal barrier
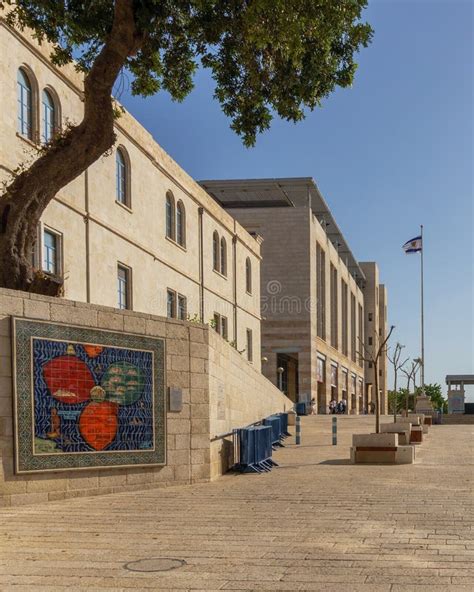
[277,412,291,437]
[263,415,284,448]
[295,402,309,416]
[235,425,276,473]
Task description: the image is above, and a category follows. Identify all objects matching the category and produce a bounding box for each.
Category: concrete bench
[407,414,429,434]
[350,433,415,464]
[396,420,424,443]
[380,423,411,445]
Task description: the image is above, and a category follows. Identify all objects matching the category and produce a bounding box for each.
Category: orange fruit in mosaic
[43,356,95,404]
[79,401,118,451]
[84,345,103,358]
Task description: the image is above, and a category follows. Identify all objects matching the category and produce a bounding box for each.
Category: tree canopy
[0,0,373,294]
[3,0,373,147]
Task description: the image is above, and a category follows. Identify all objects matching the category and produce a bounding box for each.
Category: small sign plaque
[169,387,183,412]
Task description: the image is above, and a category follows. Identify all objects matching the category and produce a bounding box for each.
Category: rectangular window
[368,362,373,368]
[368,336,373,346]
[167,289,176,319]
[246,329,253,362]
[341,280,348,356]
[213,313,228,339]
[316,243,326,340]
[221,316,228,340]
[117,264,131,310]
[368,312,373,322]
[330,264,338,349]
[177,294,187,321]
[43,228,61,275]
[350,293,356,362]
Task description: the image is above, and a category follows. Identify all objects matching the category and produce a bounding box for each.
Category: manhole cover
[124,558,186,573]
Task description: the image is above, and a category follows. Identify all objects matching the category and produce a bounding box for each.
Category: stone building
[0,20,261,368]
[359,263,389,414]
[200,178,388,414]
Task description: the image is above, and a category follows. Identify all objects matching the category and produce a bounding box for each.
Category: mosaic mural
[13,318,165,473]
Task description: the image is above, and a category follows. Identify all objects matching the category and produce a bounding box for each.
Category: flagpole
[420,224,425,397]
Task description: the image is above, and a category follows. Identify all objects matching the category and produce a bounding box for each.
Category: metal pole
[420,224,425,397]
[332,416,337,445]
[295,415,301,445]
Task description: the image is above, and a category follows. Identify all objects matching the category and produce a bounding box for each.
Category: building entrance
[276,353,299,402]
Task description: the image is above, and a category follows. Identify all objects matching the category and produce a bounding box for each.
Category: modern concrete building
[200,178,388,413]
[359,263,389,414]
[0,21,261,368]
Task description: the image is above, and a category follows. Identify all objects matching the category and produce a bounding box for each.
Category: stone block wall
[0,288,291,506]
[208,330,293,479]
[0,288,210,507]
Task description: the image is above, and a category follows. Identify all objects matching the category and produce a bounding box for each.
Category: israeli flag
[402,235,422,253]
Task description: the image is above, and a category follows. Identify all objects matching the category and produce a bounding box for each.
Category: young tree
[358,324,395,434]
[0,0,373,294]
[387,343,409,421]
[400,358,421,415]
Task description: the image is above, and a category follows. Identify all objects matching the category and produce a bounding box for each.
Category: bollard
[295,415,301,445]
[332,416,337,445]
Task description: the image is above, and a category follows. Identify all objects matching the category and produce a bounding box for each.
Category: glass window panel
[41,90,55,143]
[176,202,185,246]
[17,69,32,139]
[43,230,57,274]
[117,265,129,310]
[167,289,176,318]
[177,294,187,320]
[116,150,127,204]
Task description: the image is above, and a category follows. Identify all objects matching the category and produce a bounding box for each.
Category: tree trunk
[405,376,410,416]
[393,372,397,422]
[0,0,142,294]
[374,361,379,433]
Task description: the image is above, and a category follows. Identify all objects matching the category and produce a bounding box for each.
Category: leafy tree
[0,0,373,294]
[415,383,447,413]
[388,388,414,414]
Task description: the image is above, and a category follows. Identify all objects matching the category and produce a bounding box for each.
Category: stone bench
[380,423,411,445]
[407,414,429,434]
[350,433,415,464]
[396,420,424,443]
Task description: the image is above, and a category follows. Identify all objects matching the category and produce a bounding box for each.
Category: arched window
[220,237,227,276]
[41,89,55,143]
[17,68,33,139]
[245,257,252,294]
[116,147,130,206]
[176,200,186,246]
[166,191,175,239]
[213,231,220,271]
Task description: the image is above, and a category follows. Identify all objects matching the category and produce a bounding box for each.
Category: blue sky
[119,0,473,400]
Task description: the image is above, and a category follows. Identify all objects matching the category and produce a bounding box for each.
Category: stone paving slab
[0,416,473,591]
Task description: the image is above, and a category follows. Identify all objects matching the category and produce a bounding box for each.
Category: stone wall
[0,288,212,507]
[208,330,293,479]
[0,288,291,506]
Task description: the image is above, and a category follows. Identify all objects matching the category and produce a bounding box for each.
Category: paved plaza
[0,416,473,591]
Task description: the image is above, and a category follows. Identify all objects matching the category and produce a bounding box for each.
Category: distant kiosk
[446,375,474,414]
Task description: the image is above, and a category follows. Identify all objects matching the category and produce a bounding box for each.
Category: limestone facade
[0,20,261,370]
[200,179,379,414]
[359,262,389,414]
